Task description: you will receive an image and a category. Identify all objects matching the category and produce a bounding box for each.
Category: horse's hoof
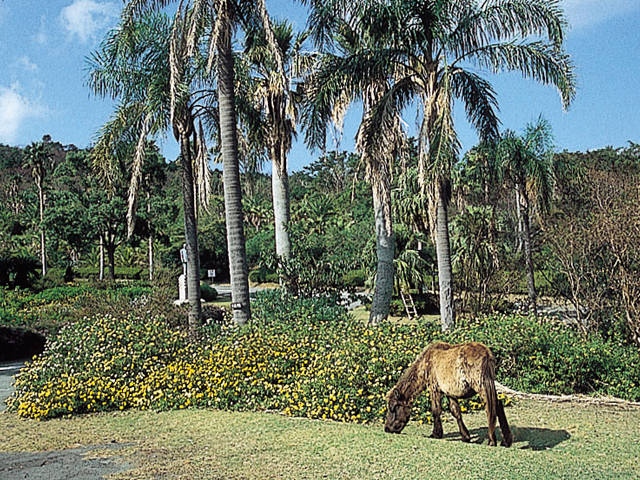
[461,436,471,443]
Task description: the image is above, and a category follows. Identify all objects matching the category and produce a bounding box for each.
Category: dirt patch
[0,443,131,480]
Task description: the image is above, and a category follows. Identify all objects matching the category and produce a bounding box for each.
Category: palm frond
[450,69,500,142]
[471,40,576,109]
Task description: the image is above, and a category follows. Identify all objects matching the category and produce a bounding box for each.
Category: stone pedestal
[178,273,187,303]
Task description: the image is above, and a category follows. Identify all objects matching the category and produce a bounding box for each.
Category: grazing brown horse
[385,341,513,447]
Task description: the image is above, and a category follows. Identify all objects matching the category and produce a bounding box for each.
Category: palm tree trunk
[106,237,116,280]
[518,184,538,317]
[271,149,291,263]
[148,235,154,281]
[37,181,47,277]
[99,235,105,281]
[147,191,154,281]
[435,184,455,331]
[369,177,394,325]
[218,19,251,325]
[180,134,202,337]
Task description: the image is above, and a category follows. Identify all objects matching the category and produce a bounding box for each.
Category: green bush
[7,290,640,422]
[8,291,443,421]
[73,267,145,280]
[248,266,279,285]
[0,283,156,334]
[0,255,40,289]
[342,269,367,288]
[443,315,640,399]
[200,283,218,302]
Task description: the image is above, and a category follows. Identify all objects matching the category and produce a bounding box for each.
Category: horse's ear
[386,388,404,403]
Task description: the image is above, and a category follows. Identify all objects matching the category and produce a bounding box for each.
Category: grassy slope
[2,398,639,479]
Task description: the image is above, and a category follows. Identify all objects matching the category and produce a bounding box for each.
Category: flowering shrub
[446,315,640,399]
[8,291,456,421]
[1,284,155,334]
[21,290,640,423]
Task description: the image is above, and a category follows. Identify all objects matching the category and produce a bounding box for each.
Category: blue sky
[1,0,639,172]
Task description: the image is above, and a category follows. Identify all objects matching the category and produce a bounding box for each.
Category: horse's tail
[481,353,498,422]
[482,351,513,447]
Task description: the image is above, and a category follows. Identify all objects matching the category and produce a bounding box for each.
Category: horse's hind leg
[430,389,443,439]
[448,398,471,443]
[480,390,497,446]
[497,400,513,447]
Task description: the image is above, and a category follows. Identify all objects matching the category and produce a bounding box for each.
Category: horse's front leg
[430,388,443,439]
[448,398,471,443]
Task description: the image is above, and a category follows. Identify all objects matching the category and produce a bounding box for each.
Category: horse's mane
[392,342,452,401]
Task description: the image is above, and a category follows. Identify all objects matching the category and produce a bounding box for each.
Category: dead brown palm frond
[207,0,229,74]
[169,9,190,136]
[185,0,208,57]
[356,81,407,238]
[255,0,287,97]
[195,119,212,212]
[126,111,154,237]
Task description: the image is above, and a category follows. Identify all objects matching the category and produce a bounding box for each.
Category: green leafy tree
[46,149,94,270]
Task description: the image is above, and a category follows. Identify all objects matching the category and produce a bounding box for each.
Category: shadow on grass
[441,427,570,450]
[512,426,571,450]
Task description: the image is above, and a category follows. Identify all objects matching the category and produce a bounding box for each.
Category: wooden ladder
[400,290,418,319]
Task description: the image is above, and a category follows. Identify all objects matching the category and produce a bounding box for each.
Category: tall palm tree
[496,116,555,316]
[240,20,310,286]
[88,9,211,336]
[23,135,54,277]
[124,0,284,325]
[306,0,575,330]
[303,2,407,324]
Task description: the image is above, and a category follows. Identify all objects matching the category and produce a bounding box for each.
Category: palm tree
[23,135,54,277]
[306,0,575,330]
[144,0,281,326]
[240,21,310,286]
[303,2,407,324]
[496,116,555,316]
[450,205,500,313]
[88,9,211,336]
[215,0,298,323]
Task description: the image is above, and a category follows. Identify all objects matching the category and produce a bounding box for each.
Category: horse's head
[384,388,412,434]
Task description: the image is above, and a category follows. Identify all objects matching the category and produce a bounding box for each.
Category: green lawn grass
[2,397,639,479]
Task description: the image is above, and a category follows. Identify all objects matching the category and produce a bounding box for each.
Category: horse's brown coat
[384,341,513,447]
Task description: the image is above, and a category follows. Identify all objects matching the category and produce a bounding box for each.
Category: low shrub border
[6,290,640,421]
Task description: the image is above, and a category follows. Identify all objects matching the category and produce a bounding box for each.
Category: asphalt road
[0,361,23,412]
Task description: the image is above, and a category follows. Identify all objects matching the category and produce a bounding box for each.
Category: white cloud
[34,15,48,45]
[0,85,45,144]
[17,56,39,73]
[60,0,119,43]
[562,0,640,30]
